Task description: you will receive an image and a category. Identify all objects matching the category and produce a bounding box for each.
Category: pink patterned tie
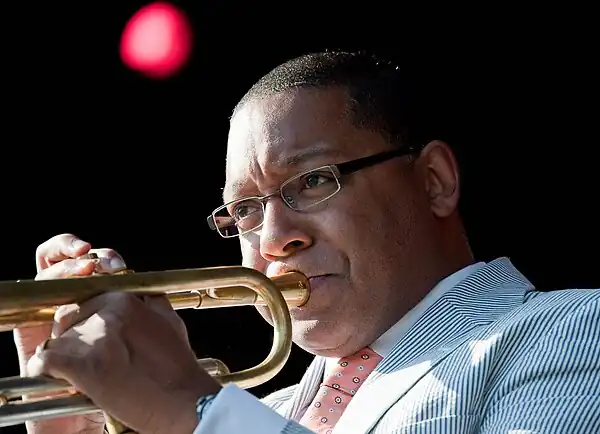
[299,347,383,433]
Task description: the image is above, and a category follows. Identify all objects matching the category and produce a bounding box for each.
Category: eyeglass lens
[212,167,341,237]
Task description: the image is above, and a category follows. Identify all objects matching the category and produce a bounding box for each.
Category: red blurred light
[120,2,192,79]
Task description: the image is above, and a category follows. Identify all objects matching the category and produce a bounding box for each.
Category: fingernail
[70,239,88,252]
[110,257,126,270]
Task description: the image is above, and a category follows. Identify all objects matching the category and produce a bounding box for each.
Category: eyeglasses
[207,145,421,238]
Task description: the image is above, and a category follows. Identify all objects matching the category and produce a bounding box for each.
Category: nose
[259,198,312,261]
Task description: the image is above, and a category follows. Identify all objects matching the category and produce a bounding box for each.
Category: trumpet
[0,263,310,431]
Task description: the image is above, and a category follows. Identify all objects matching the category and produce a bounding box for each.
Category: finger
[26,346,54,379]
[143,295,189,340]
[50,292,123,339]
[51,292,141,335]
[35,258,97,281]
[54,292,188,344]
[27,331,91,381]
[13,325,53,375]
[36,234,91,272]
[88,248,127,273]
[51,304,81,338]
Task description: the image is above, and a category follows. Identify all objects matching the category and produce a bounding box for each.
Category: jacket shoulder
[522,286,600,317]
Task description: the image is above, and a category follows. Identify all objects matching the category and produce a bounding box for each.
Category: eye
[230,201,261,221]
[233,204,250,219]
[301,173,332,190]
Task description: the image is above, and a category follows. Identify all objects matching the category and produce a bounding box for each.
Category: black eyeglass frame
[207,144,422,237]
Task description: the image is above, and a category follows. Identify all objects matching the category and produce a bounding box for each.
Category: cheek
[324,197,387,248]
[239,234,266,271]
[328,192,412,272]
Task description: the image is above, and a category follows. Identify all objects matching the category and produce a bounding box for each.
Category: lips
[268,270,334,295]
[307,274,333,282]
[266,263,339,291]
[305,274,336,294]
[267,266,331,281]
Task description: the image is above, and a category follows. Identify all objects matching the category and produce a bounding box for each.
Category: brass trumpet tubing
[0,272,308,332]
[0,376,75,402]
[0,266,247,315]
[196,358,231,376]
[0,269,308,315]
[0,358,230,404]
[0,308,57,332]
[0,266,310,429]
[0,395,98,428]
[211,270,293,389]
[187,267,296,389]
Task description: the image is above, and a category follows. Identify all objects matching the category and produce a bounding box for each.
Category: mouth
[288,274,337,317]
[308,274,333,283]
[305,274,335,293]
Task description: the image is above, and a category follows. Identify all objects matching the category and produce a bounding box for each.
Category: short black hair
[234,50,433,150]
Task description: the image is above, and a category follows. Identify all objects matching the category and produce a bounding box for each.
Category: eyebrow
[223,146,344,202]
[278,146,344,167]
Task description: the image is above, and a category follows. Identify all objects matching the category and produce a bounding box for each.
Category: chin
[291,317,356,357]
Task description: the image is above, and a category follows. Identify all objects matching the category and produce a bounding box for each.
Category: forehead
[224,87,376,200]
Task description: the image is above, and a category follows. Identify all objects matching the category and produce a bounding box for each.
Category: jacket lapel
[332,258,535,434]
[283,355,326,421]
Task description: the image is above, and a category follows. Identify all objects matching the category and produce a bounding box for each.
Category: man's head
[210,51,473,357]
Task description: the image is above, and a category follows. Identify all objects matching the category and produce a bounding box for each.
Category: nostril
[283,240,305,253]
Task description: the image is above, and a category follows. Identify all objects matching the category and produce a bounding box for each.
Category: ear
[417,140,461,218]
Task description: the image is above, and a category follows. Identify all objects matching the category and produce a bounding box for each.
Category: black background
[0,2,597,432]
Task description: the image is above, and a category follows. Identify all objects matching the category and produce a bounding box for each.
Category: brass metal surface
[0,265,309,429]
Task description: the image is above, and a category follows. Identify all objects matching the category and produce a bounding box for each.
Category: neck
[366,221,474,352]
[441,216,475,271]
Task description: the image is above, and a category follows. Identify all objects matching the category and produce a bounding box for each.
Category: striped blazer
[261,258,600,433]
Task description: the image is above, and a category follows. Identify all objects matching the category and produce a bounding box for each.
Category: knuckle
[36,233,76,256]
[54,233,78,246]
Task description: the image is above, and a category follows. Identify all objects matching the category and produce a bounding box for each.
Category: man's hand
[14,233,127,434]
[24,236,222,434]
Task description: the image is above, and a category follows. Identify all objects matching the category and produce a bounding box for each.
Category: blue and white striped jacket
[263,257,600,433]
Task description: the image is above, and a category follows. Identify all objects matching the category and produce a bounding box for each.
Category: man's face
[224,87,441,357]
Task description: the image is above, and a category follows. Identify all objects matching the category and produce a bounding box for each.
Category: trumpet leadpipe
[0,268,309,331]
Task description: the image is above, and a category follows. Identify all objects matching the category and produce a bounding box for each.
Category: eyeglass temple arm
[337,145,421,175]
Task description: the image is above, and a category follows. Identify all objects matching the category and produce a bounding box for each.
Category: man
[14,51,600,434]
